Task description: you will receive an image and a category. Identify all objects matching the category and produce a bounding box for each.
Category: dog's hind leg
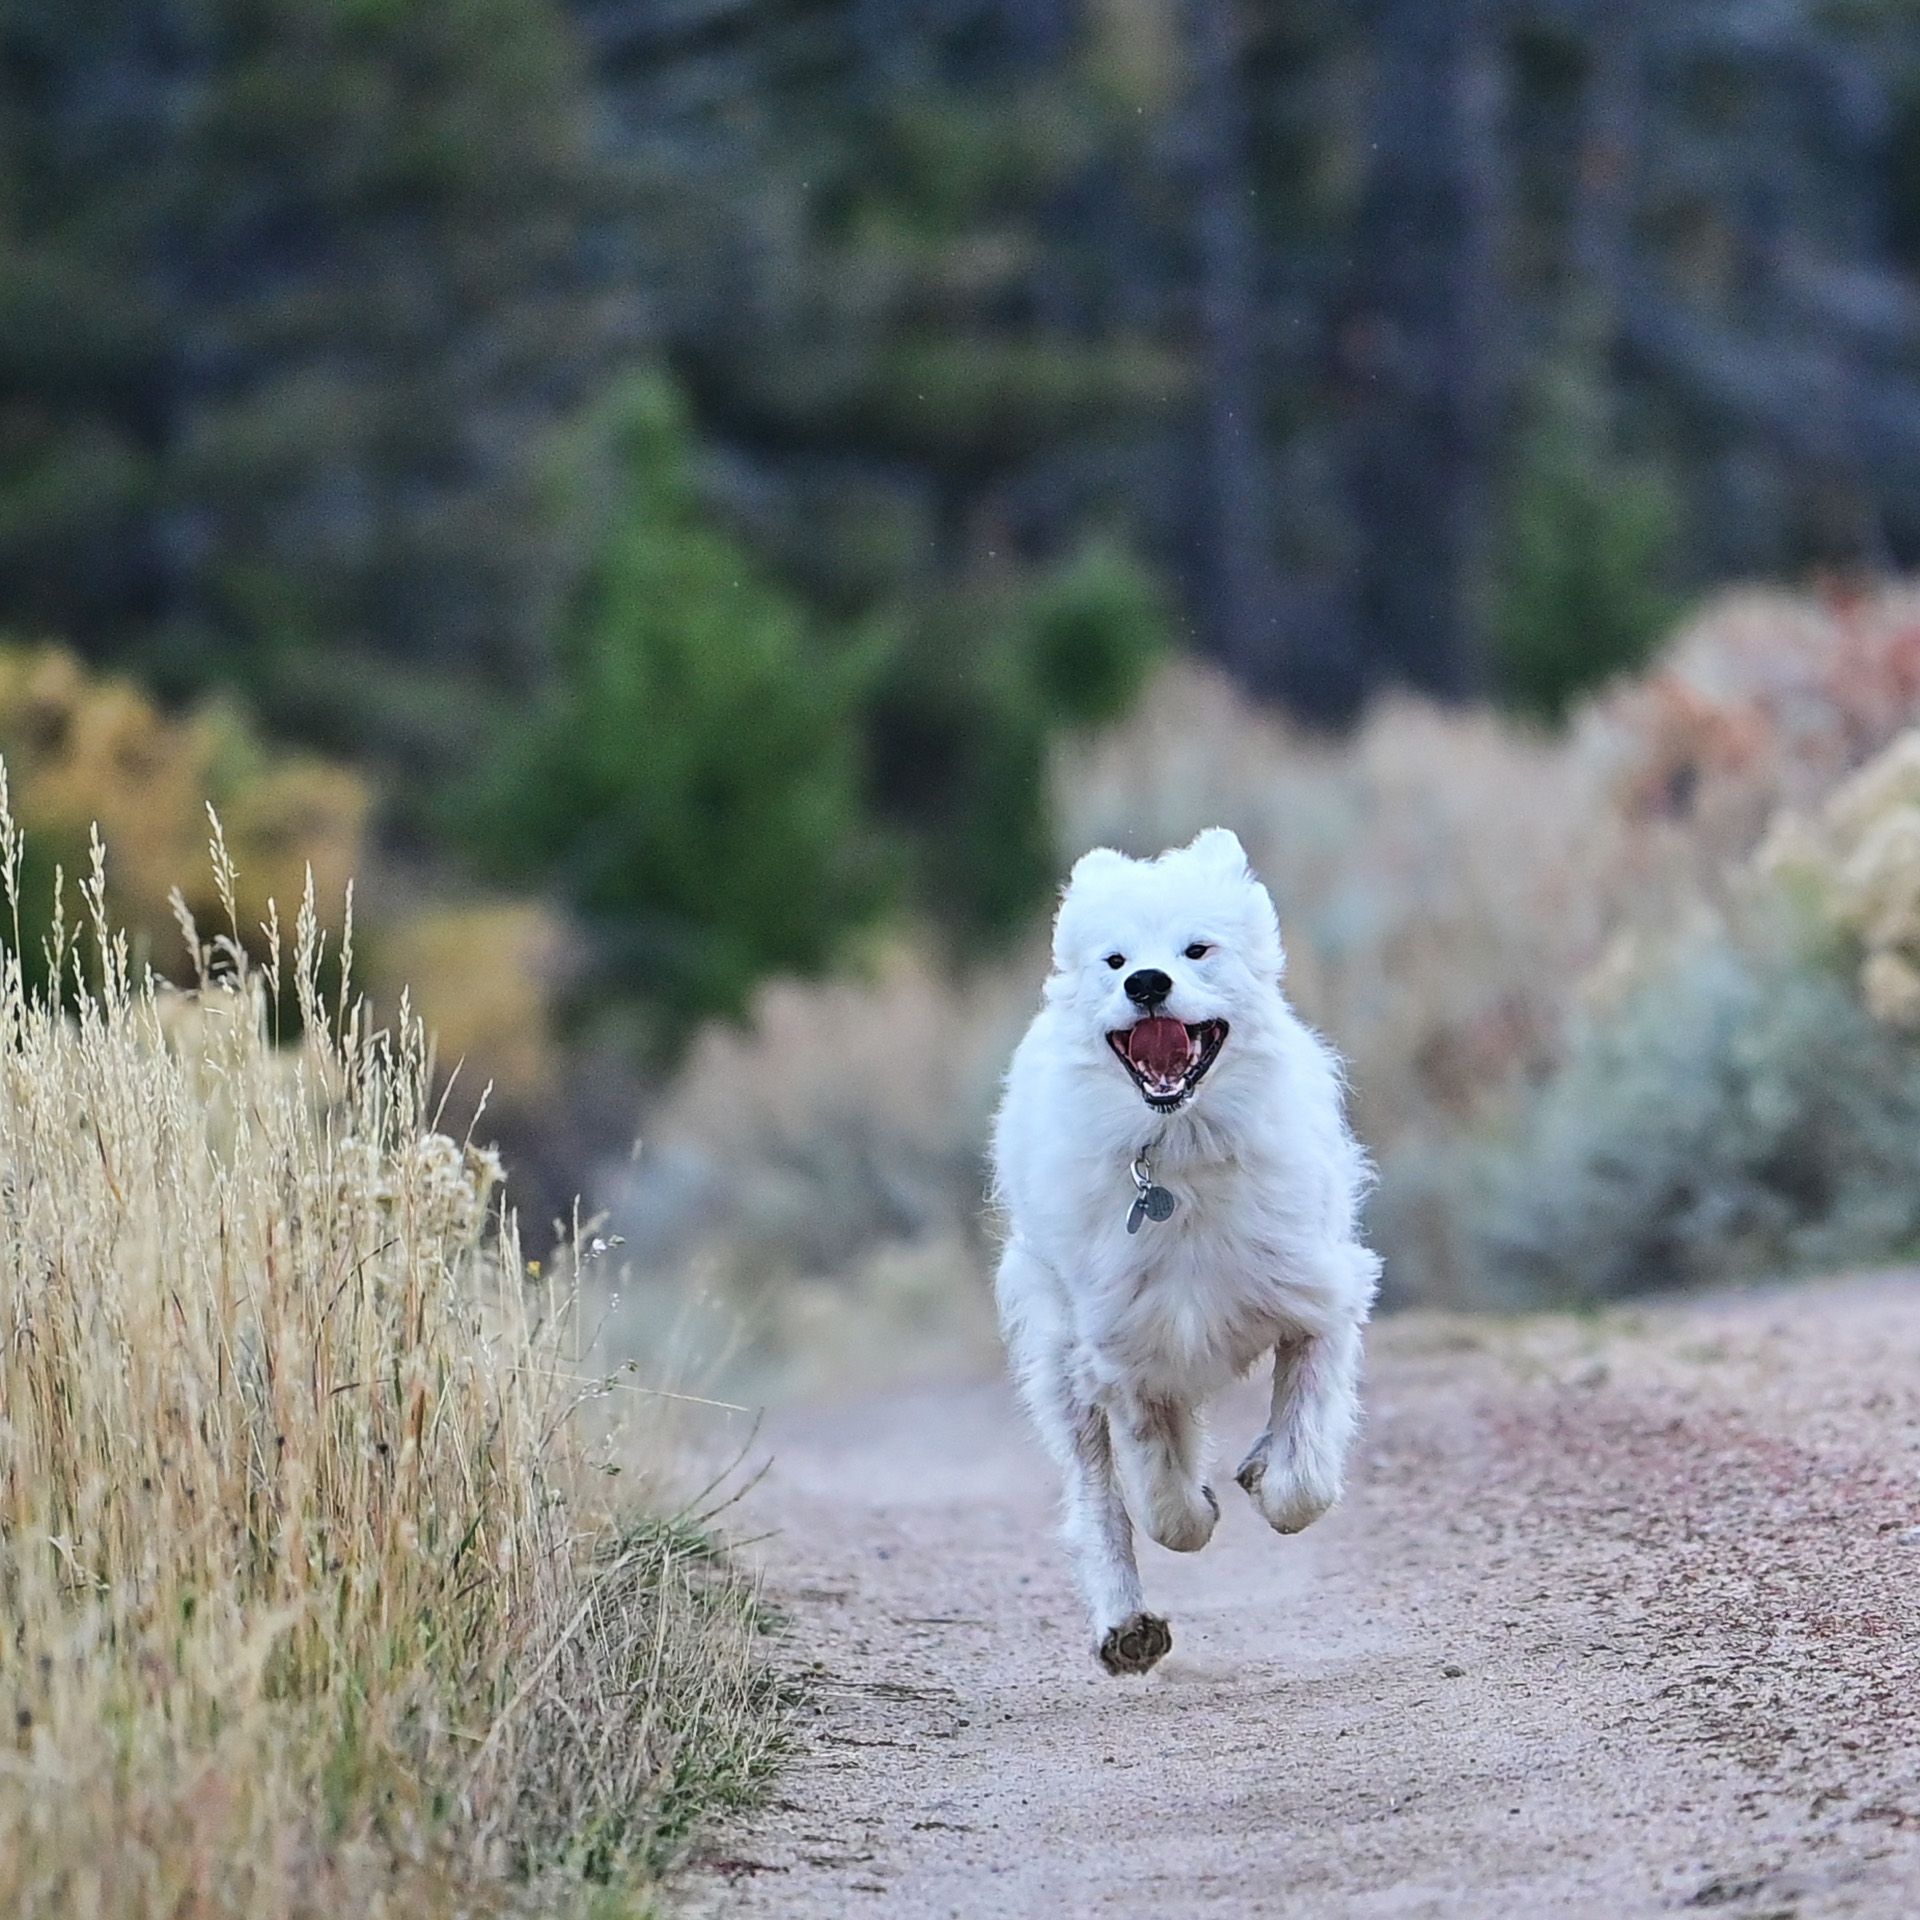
[999,1245,1170,1675]
[1109,1395,1218,1553]
[1236,1313,1363,1536]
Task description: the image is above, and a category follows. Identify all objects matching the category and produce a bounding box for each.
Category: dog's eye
[1184,942,1212,960]
[1105,953,1126,970]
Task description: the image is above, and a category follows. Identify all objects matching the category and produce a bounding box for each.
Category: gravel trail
[684,1277,1920,1919]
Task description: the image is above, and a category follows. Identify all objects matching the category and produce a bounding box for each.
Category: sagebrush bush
[1591,582,1920,854]
[1472,722,1920,1302]
[1469,920,1920,1301]
[607,940,1028,1391]
[1058,664,1620,1152]
[0,781,779,1918]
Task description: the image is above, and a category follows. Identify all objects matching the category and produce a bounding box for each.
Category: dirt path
[683,1277,1920,1919]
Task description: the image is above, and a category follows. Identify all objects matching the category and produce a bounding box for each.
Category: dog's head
[1045,828,1285,1111]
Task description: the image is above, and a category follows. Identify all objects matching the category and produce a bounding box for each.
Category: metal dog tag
[1126,1154,1178,1234]
[1126,1186,1176,1234]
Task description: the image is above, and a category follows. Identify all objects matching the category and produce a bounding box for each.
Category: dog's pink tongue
[1126,1016,1191,1076]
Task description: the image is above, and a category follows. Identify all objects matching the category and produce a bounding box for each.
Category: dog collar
[1126,1150,1178,1235]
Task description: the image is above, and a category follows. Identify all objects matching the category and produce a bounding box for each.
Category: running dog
[990,829,1379,1674]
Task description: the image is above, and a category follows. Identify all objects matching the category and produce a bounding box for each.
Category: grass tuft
[0,765,782,1918]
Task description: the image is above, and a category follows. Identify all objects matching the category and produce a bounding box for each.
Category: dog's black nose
[1123,968,1172,1009]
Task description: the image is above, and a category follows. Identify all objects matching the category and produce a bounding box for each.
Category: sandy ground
[681,1275,1920,1919]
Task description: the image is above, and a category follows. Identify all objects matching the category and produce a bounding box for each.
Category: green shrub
[867,536,1167,937]
[1494,352,1681,722]
[1020,535,1167,730]
[1471,920,1920,1301]
[473,377,891,1033]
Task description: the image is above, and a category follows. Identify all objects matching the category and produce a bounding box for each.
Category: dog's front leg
[1108,1395,1218,1553]
[1236,1317,1361,1535]
[999,1244,1172,1674]
[1060,1400,1172,1675]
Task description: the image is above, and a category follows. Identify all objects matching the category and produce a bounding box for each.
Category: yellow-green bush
[0,644,571,1128]
[0,643,367,978]
[371,899,574,1106]
[1760,728,1920,1027]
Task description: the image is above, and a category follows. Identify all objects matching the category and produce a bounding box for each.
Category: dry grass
[0,774,781,1919]
[604,942,1026,1393]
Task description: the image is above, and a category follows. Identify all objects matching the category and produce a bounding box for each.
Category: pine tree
[1,0,630,777]
[1494,348,1680,720]
[0,0,180,651]
[166,0,631,759]
[475,377,890,1030]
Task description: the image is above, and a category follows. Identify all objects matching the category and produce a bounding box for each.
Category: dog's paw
[1095,1611,1173,1677]
[1141,1479,1219,1554]
[1235,1433,1339,1536]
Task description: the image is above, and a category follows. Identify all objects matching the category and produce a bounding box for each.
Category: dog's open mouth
[1106,1016,1229,1109]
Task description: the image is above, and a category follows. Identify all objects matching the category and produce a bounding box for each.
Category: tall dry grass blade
[0,780,781,1918]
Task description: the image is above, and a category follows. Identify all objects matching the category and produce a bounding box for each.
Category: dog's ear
[1064,845,1129,893]
[1052,846,1128,973]
[1188,827,1285,975]
[1185,827,1250,877]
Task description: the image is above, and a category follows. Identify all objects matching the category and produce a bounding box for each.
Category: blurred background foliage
[468,376,892,1036]
[14,0,1920,1350]
[0,644,368,990]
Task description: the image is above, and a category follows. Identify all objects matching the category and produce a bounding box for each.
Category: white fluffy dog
[991,828,1379,1675]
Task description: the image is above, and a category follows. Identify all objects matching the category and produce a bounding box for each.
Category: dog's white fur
[990,828,1380,1674]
